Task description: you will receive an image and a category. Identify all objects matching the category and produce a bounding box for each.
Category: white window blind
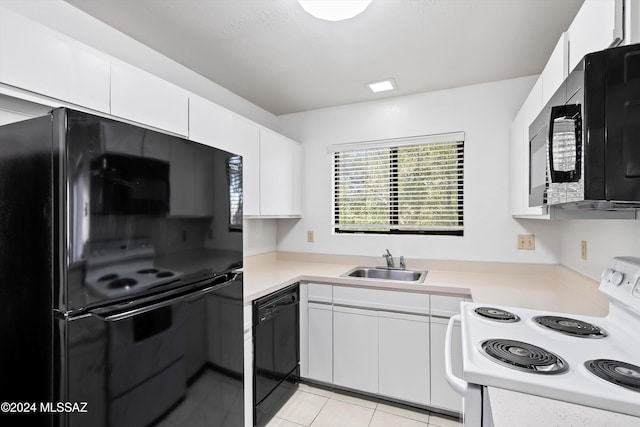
[330,133,464,235]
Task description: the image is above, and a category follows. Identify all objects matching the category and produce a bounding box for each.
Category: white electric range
[445,257,640,427]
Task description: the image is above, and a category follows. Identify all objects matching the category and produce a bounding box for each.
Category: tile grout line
[307,391,331,427]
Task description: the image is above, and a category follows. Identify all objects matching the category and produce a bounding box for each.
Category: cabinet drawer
[430,295,464,318]
[308,283,332,304]
[333,286,429,315]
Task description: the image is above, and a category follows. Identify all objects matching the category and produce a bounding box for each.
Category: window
[331,133,464,235]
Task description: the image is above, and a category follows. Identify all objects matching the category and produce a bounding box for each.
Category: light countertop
[243,252,609,316]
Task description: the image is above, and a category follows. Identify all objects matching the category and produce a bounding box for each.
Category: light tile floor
[266,383,462,427]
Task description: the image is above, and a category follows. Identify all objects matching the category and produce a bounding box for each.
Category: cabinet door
[308,303,333,383]
[259,129,302,217]
[430,317,463,412]
[541,33,569,106]
[189,96,233,152]
[378,312,430,405]
[111,62,189,136]
[0,8,110,113]
[568,0,616,72]
[232,117,260,216]
[513,78,547,217]
[509,107,526,216]
[333,306,378,393]
[522,76,543,133]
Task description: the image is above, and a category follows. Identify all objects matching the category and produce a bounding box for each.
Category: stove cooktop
[460,300,640,418]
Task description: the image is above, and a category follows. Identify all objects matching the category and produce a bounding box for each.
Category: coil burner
[479,339,568,374]
[585,359,640,392]
[474,307,520,323]
[534,316,607,338]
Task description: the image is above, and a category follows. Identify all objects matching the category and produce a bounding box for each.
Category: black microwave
[90,153,170,215]
[529,43,640,209]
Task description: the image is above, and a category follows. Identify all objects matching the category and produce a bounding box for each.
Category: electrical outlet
[517,234,535,250]
[307,230,314,243]
[581,241,587,260]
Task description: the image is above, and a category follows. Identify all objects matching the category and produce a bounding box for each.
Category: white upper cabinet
[541,33,569,106]
[0,8,110,113]
[568,0,616,72]
[187,95,302,219]
[522,76,542,133]
[189,95,233,151]
[510,83,546,217]
[258,129,302,217]
[111,62,189,136]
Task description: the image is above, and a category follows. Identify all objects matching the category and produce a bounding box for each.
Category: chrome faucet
[383,250,406,269]
[384,249,395,268]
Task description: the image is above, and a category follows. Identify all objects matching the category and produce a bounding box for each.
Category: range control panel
[600,257,640,312]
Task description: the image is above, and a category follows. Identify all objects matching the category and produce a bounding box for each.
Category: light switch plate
[517,234,535,250]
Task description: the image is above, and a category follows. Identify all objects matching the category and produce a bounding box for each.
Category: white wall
[0,0,279,131]
[244,220,278,256]
[278,76,562,263]
[560,219,640,280]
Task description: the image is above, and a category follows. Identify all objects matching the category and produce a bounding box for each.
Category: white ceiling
[63,0,584,116]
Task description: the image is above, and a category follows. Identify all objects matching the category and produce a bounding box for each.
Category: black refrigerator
[0,108,245,427]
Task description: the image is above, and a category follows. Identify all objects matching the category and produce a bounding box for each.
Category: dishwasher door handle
[445,314,468,396]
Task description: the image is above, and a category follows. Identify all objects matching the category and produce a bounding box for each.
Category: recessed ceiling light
[297,0,372,22]
[367,78,398,93]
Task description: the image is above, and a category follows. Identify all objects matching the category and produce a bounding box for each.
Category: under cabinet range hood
[529,43,640,213]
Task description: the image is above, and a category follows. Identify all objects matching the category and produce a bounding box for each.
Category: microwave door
[548,105,582,184]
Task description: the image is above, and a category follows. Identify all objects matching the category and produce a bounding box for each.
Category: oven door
[445,315,493,427]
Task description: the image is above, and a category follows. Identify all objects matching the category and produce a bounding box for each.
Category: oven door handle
[445,314,468,395]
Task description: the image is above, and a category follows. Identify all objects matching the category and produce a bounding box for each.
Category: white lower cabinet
[333,305,378,394]
[302,283,464,414]
[430,318,463,412]
[378,311,430,405]
[429,294,465,413]
[307,302,333,383]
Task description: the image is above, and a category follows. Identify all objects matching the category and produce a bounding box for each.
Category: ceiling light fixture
[367,78,398,93]
[297,0,372,22]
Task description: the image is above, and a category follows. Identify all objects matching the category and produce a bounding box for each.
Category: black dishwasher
[253,283,300,426]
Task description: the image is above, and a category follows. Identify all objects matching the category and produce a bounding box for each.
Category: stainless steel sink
[341,266,427,283]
